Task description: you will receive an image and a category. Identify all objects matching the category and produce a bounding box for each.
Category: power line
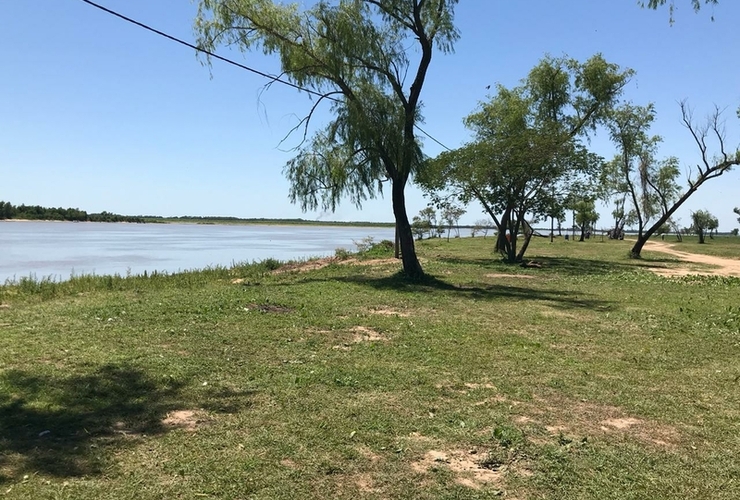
[79,0,453,151]
[79,0,329,100]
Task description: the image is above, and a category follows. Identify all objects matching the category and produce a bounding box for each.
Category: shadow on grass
[331,273,613,311]
[0,364,253,482]
[438,255,677,277]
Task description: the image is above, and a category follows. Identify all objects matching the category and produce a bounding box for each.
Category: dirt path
[641,240,740,277]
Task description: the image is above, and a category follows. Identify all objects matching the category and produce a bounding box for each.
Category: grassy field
[1,237,739,499]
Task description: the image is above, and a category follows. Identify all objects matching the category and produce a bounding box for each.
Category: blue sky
[1,1,738,229]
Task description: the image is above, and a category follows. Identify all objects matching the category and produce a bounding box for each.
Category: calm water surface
[0,221,395,282]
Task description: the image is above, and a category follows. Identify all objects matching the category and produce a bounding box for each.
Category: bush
[361,239,395,258]
[334,247,352,260]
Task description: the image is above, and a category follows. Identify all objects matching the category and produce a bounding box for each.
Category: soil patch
[270,257,400,275]
[351,326,387,343]
[161,410,206,432]
[512,394,680,448]
[411,449,505,490]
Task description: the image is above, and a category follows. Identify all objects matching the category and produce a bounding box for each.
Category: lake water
[0,221,395,282]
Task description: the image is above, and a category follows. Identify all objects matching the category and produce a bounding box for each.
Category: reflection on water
[0,221,395,282]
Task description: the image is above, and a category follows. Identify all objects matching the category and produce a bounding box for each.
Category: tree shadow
[437,255,677,277]
[0,364,253,482]
[330,273,614,311]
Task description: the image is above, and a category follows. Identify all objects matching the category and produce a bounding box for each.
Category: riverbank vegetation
[0,201,394,227]
[0,201,145,223]
[1,236,739,498]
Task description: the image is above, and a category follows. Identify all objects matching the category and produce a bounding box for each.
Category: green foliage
[572,197,599,241]
[420,54,632,262]
[641,0,719,23]
[195,0,461,277]
[411,206,437,240]
[0,201,143,223]
[603,104,681,240]
[691,209,718,243]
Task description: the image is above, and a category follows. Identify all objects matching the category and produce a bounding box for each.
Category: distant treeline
[0,201,394,227]
[143,215,395,227]
[0,201,145,223]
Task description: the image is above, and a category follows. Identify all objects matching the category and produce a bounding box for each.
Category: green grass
[1,238,739,499]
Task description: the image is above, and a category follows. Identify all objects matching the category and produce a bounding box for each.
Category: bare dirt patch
[464,382,497,390]
[351,326,387,343]
[0,304,11,310]
[412,450,505,490]
[601,417,642,430]
[330,326,388,350]
[642,240,740,277]
[353,473,378,493]
[271,257,335,274]
[161,410,206,432]
[270,256,400,275]
[516,395,680,448]
[280,458,299,469]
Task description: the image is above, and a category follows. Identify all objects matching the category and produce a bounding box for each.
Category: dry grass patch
[411,449,506,491]
[161,409,208,433]
[367,307,411,317]
[514,394,681,448]
[351,326,387,343]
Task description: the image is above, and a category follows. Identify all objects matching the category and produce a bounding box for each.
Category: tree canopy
[195,0,460,278]
[691,209,718,243]
[419,54,632,262]
[603,101,739,257]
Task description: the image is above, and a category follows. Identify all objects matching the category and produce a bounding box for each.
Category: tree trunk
[698,229,705,244]
[516,219,534,262]
[392,180,423,278]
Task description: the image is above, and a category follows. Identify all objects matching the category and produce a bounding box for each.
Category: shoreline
[0,218,396,228]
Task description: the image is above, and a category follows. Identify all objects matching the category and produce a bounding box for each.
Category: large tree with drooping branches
[195,0,459,278]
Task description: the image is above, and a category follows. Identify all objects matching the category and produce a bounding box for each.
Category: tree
[195,0,459,278]
[734,207,740,224]
[602,103,684,248]
[472,218,493,238]
[573,197,599,241]
[691,209,718,243]
[607,101,739,257]
[411,206,437,240]
[419,54,631,262]
[440,202,465,241]
[641,0,719,22]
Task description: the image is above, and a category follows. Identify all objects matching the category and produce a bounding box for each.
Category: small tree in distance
[472,219,494,238]
[691,209,718,244]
